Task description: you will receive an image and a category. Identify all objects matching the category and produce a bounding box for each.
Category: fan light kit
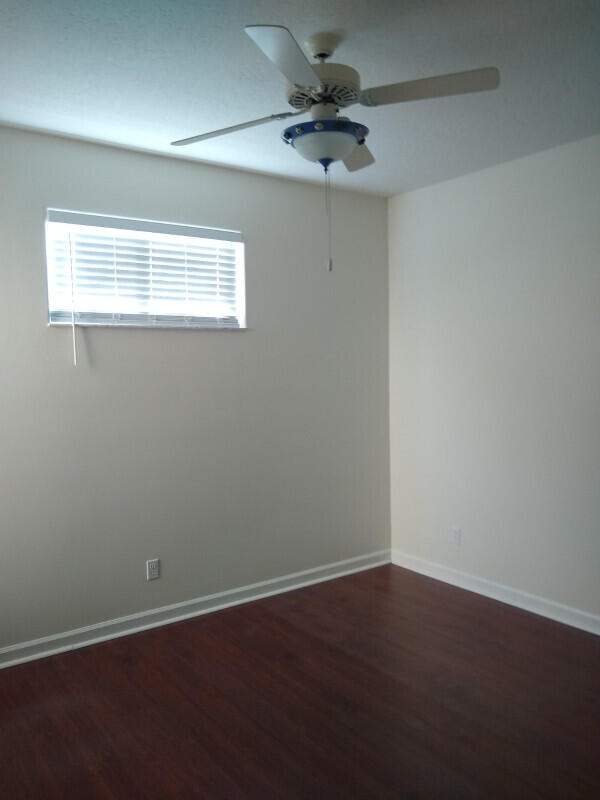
[282,117,369,172]
[171,25,500,175]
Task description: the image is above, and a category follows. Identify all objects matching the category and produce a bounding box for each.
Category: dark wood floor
[1,565,599,799]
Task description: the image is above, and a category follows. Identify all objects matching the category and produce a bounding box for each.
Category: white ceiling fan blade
[245,25,320,87]
[171,111,304,146]
[343,144,376,172]
[360,67,500,107]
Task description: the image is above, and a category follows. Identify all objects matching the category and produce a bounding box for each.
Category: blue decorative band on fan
[281,119,369,145]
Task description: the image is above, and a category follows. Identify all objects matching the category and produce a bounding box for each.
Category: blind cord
[68,231,78,367]
[325,169,333,272]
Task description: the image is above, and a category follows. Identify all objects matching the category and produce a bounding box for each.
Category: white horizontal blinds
[46,210,245,329]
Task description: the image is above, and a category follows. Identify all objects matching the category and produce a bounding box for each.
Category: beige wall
[0,126,390,647]
[5,123,597,650]
[389,135,600,615]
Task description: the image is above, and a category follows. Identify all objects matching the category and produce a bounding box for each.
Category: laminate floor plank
[1,565,599,799]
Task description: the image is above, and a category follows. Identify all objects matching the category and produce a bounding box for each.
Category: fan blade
[171,111,304,146]
[245,25,320,87]
[343,144,375,172]
[360,66,500,107]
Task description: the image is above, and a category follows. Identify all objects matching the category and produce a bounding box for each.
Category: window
[45,210,245,329]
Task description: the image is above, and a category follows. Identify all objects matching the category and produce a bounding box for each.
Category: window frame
[44,209,246,330]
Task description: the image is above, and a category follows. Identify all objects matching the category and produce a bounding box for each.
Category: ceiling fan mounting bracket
[306,32,343,62]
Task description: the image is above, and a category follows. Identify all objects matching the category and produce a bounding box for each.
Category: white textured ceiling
[1,0,599,195]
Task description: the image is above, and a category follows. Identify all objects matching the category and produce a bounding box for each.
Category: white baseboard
[392,549,600,636]
[0,550,391,669]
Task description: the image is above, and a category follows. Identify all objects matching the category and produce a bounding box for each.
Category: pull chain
[325,168,333,272]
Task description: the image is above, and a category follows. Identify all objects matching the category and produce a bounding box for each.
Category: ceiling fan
[171,25,500,173]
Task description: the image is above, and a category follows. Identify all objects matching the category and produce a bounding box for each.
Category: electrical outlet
[450,526,462,546]
[146,558,160,580]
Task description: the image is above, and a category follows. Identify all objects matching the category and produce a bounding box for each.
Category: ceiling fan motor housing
[287,63,361,109]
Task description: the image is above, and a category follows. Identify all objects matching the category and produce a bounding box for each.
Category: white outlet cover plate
[146,559,160,580]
